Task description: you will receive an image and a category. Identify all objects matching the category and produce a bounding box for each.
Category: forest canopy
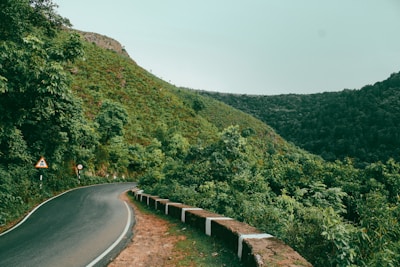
[201,72,400,165]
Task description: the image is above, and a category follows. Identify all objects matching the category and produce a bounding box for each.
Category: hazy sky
[55,0,400,95]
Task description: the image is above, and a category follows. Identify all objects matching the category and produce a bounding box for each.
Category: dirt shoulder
[110,193,311,267]
[108,193,187,267]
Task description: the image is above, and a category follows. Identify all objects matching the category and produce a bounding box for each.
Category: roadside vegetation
[1,1,400,266]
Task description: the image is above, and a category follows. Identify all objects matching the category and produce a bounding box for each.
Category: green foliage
[95,100,128,143]
[0,0,70,42]
[0,0,32,42]
[356,191,400,266]
[192,95,205,113]
[2,2,400,266]
[0,32,90,168]
[0,0,97,229]
[139,126,400,266]
[107,136,130,173]
[202,73,400,165]
[321,207,359,267]
[364,159,400,202]
[28,0,71,30]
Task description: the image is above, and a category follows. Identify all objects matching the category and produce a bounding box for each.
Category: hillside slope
[201,72,400,164]
[67,29,303,176]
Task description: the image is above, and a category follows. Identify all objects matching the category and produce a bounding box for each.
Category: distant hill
[201,72,400,164]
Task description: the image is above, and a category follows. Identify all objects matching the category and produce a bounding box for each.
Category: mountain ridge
[201,71,400,164]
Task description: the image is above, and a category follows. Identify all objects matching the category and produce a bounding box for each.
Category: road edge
[87,193,135,267]
[0,188,75,237]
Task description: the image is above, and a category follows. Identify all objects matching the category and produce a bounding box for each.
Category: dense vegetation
[0,0,94,224]
[1,1,400,266]
[140,124,400,267]
[200,74,400,165]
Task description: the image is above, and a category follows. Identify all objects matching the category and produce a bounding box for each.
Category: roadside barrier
[131,188,312,267]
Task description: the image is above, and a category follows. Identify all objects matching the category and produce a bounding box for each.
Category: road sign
[77,164,84,170]
[35,157,48,169]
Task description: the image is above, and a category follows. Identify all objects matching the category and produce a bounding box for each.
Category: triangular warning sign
[35,157,48,169]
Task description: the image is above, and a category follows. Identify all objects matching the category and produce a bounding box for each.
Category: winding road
[0,183,136,267]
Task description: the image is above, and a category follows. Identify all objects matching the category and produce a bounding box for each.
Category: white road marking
[0,189,74,237]
[86,201,132,267]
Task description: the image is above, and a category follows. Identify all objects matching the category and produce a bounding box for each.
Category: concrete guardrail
[131,188,312,267]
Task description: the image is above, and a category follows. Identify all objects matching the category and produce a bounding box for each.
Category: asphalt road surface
[0,183,136,267]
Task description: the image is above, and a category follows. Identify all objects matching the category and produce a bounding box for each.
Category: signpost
[76,164,84,184]
[35,157,48,169]
[35,156,48,189]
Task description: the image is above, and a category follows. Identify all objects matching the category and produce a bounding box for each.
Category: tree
[0,0,70,42]
[192,96,205,113]
[0,33,87,168]
[0,0,31,42]
[95,100,128,143]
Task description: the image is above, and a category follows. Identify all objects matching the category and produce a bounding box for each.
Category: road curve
[0,183,136,267]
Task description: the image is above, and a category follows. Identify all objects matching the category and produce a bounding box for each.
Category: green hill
[201,72,400,165]
[66,29,297,176]
[1,1,400,266]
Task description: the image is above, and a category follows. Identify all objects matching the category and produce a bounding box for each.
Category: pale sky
[55,0,400,95]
